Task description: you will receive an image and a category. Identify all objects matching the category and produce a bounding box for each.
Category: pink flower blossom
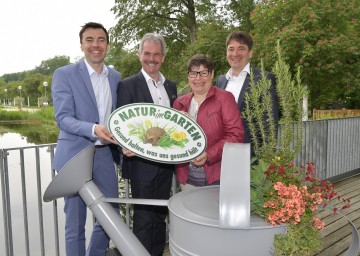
[261,161,350,231]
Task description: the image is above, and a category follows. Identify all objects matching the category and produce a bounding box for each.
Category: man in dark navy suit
[216,31,279,156]
[117,33,177,256]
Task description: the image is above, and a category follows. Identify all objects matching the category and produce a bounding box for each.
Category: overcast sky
[0,0,118,76]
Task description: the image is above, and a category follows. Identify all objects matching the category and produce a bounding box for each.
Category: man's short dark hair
[226,31,253,50]
[79,22,109,44]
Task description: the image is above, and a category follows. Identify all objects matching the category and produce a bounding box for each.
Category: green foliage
[110,0,252,49]
[0,109,30,120]
[273,41,307,163]
[111,0,197,48]
[0,107,58,144]
[106,48,141,79]
[342,75,360,109]
[251,0,360,109]
[250,158,272,215]
[246,42,307,215]
[181,22,231,78]
[0,107,55,123]
[2,71,30,83]
[273,218,322,256]
[229,0,255,32]
[1,80,22,99]
[244,42,307,164]
[33,55,70,75]
[243,60,278,160]
[0,77,6,87]
[23,73,52,106]
[0,55,66,106]
[29,107,56,124]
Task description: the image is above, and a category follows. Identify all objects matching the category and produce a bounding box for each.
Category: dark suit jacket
[117,72,177,181]
[216,67,279,145]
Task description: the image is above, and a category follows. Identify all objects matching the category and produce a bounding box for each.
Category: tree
[106,47,141,79]
[33,55,71,75]
[0,77,6,87]
[4,80,23,102]
[2,71,30,83]
[229,0,256,32]
[179,22,231,83]
[110,0,254,48]
[22,74,53,106]
[111,0,217,48]
[250,0,360,109]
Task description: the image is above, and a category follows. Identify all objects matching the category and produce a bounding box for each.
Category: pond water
[0,123,59,147]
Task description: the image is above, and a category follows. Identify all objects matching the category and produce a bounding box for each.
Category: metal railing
[292,117,360,180]
[1,117,360,255]
[1,143,56,256]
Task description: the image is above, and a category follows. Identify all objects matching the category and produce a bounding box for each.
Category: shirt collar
[141,69,165,84]
[84,59,108,76]
[226,63,251,80]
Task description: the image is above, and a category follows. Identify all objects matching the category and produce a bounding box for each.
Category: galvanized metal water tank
[168,143,286,256]
[168,186,285,256]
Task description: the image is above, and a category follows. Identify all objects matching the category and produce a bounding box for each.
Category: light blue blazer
[52,60,121,171]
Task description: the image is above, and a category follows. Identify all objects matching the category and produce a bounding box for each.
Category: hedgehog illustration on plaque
[127,120,189,149]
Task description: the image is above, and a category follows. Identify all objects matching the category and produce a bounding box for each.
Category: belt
[95,145,109,148]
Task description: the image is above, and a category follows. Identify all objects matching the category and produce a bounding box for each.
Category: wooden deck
[108,174,360,256]
[315,174,360,256]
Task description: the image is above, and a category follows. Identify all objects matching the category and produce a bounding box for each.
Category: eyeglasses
[188,70,210,78]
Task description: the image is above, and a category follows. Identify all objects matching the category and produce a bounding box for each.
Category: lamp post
[43,81,48,98]
[18,86,22,107]
[4,89,7,105]
[43,81,48,107]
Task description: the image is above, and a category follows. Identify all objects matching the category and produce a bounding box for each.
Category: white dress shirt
[84,59,112,144]
[141,69,170,107]
[225,63,251,103]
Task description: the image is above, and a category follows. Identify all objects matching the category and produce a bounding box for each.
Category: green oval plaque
[108,103,207,164]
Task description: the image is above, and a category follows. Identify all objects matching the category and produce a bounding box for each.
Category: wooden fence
[313,109,360,120]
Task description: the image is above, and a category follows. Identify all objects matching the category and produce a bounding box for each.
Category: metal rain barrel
[168,143,286,256]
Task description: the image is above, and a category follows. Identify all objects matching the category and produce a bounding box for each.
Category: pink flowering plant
[251,158,350,255]
[245,44,350,255]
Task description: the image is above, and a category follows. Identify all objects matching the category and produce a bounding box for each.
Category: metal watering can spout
[43,146,94,202]
[43,146,150,256]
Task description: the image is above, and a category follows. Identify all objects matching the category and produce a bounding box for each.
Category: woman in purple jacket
[173,54,244,190]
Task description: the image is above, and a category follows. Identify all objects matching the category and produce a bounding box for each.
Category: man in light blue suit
[52,22,121,256]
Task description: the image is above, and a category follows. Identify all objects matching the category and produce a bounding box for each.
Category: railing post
[0,149,13,256]
[19,148,30,256]
[48,145,60,256]
[35,147,46,256]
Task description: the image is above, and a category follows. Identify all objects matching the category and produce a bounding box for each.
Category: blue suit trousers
[64,146,119,256]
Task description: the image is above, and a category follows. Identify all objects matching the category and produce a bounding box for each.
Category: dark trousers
[130,168,173,256]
